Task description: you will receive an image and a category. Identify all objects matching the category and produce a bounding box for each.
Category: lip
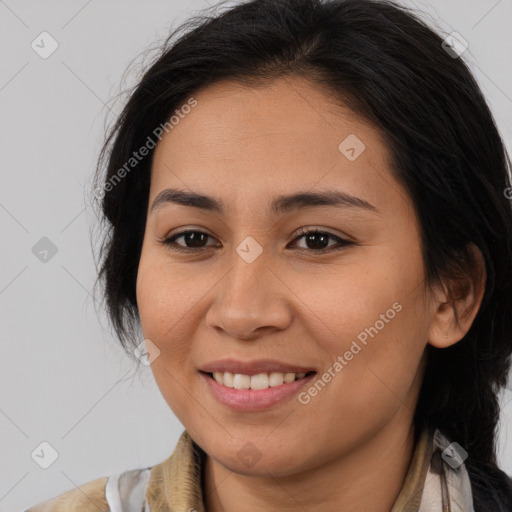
[199,358,317,376]
[200,371,317,411]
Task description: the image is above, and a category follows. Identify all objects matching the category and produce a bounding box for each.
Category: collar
[145,425,472,511]
[145,430,205,511]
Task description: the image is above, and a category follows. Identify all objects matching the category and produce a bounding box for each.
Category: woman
[26,0,512,510]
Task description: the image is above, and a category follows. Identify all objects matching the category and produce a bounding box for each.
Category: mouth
[201,370,317,390]
[200,369,318,411]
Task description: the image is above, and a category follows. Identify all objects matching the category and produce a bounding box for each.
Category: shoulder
[25,466,155,512]
[24,431,195,511]
[25,476,109,512]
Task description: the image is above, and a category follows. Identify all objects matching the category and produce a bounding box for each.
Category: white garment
[105,467,152,512]
[418,429,475,512]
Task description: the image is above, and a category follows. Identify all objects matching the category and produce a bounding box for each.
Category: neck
[203,413,417,512]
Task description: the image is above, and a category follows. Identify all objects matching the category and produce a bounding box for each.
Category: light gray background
[1,0,511,510]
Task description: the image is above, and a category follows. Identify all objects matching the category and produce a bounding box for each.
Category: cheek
[309,256,428,416]
[319,292,427,429]
[136,258,203,423]
[136,253,198,369]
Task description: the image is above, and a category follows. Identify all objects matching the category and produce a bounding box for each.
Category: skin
[135,76,486,511]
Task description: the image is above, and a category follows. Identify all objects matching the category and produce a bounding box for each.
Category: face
[136,76,434,476]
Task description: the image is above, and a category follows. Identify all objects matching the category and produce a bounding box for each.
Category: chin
[208,443,308,478]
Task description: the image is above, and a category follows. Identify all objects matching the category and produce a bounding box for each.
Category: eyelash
[159,227,355,254]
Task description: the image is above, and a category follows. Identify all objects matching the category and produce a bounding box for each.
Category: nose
[205,247,291,341]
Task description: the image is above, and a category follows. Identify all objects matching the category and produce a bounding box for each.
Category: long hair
[91,0,512,507]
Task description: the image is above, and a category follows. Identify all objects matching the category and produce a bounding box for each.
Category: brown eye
[162,230,219,251]
[291,227,354,253]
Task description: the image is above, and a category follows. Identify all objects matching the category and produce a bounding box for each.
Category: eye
[159,227,354,253]
[291,227,354,252]
[160,230,220,251]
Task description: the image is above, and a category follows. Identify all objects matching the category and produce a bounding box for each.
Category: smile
[209,371,314,390]
[200,370,318,411]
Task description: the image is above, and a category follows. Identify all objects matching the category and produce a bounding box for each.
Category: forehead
[149,76,403,213]
[154,76,388,155]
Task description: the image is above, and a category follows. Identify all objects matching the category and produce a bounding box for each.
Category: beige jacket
[25,426,475,511]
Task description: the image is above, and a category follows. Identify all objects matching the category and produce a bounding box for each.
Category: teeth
[269,372,284,387]
[233,373,250,389]
[211,371,309,389]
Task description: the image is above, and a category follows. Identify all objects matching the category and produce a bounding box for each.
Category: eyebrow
[150,188,380,216]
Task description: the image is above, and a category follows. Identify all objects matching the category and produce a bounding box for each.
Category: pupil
[186,232,206,247]
[307,233,328,249]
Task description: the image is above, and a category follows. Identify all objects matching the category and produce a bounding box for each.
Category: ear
[427,243,487,349]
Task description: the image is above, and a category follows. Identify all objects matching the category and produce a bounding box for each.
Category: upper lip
[199,358,317,376]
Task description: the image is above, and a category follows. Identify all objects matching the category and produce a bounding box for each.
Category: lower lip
[200,371,316,411]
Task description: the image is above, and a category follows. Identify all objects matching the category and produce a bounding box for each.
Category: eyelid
[293,225,352,241]
[164,225,350,240]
